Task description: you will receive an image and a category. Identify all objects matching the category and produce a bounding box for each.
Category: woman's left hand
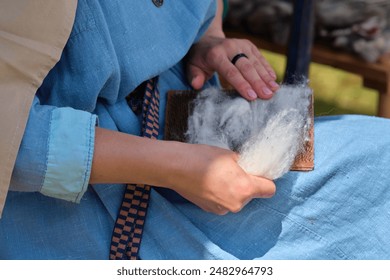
[185,35,280,100]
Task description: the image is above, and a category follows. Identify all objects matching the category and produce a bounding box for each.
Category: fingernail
[270,72,277,79]
[270,81,279,89]
[192,74,199,83]
[262,87,273,96]
[247,89,257,99]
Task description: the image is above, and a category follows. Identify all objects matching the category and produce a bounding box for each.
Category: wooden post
[378,56,390,118]
[363,77,390,118]
[363,53,390,118]
[378,89,390,118]
[283,0,315,84]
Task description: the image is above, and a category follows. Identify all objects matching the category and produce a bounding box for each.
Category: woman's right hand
[163,142,276,215]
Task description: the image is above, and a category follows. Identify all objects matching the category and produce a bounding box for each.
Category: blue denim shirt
[3,1,390,260]
[10,0,217,202]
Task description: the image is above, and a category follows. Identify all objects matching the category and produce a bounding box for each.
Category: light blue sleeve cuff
[40,107,97,203]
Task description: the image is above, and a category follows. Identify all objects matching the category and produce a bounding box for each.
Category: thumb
[250,175,276,198]
[187,64,207,90]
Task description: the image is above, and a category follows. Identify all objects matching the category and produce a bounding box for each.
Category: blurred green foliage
[262,50,379,117]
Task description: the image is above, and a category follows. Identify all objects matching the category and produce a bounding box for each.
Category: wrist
[204,29,226,39]
[153,140,191,189]
[90,128,188,187]
[204,20,226,39]
[202,0,225,39]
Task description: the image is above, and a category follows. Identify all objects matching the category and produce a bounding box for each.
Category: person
[0,0,390,260]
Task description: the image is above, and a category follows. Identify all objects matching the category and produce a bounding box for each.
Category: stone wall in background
[224,0,390,62]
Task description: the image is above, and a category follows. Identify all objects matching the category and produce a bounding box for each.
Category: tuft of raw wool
[186,84,312,180]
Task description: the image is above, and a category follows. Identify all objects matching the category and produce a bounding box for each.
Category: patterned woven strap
[109,78,160,260]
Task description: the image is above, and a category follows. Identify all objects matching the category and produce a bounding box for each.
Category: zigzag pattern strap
[109,77,159,260]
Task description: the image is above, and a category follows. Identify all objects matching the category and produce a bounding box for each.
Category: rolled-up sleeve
[10,96,97,203]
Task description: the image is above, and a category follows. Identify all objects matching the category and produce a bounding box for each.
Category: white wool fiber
[186,84,312,180]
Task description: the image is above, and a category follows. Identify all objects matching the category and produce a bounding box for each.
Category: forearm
[90,127,182,188]
[90,127,275,215]
[203,0,225,38]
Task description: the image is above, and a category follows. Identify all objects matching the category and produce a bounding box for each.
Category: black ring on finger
[231,53,248,65]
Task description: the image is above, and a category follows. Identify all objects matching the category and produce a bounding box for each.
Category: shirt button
[152,0,163,7]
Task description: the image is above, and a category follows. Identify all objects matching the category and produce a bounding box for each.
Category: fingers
[187,64,214,90]
[187,65,206,90]
[209,176,276,216]
[214,204,230,216]
[250,44,278,80]
[216,40,279,100]
[185,36,279,99]
[169,141,276,216]
[249,175,276,199]
[232,55,278,100]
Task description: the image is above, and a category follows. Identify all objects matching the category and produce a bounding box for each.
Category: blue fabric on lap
[3,0,390,260]
[139,115,390,260]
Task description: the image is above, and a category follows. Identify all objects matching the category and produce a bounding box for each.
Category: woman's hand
[164,142,276,215]
[186,35,280,101]
[91,129,275,215]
